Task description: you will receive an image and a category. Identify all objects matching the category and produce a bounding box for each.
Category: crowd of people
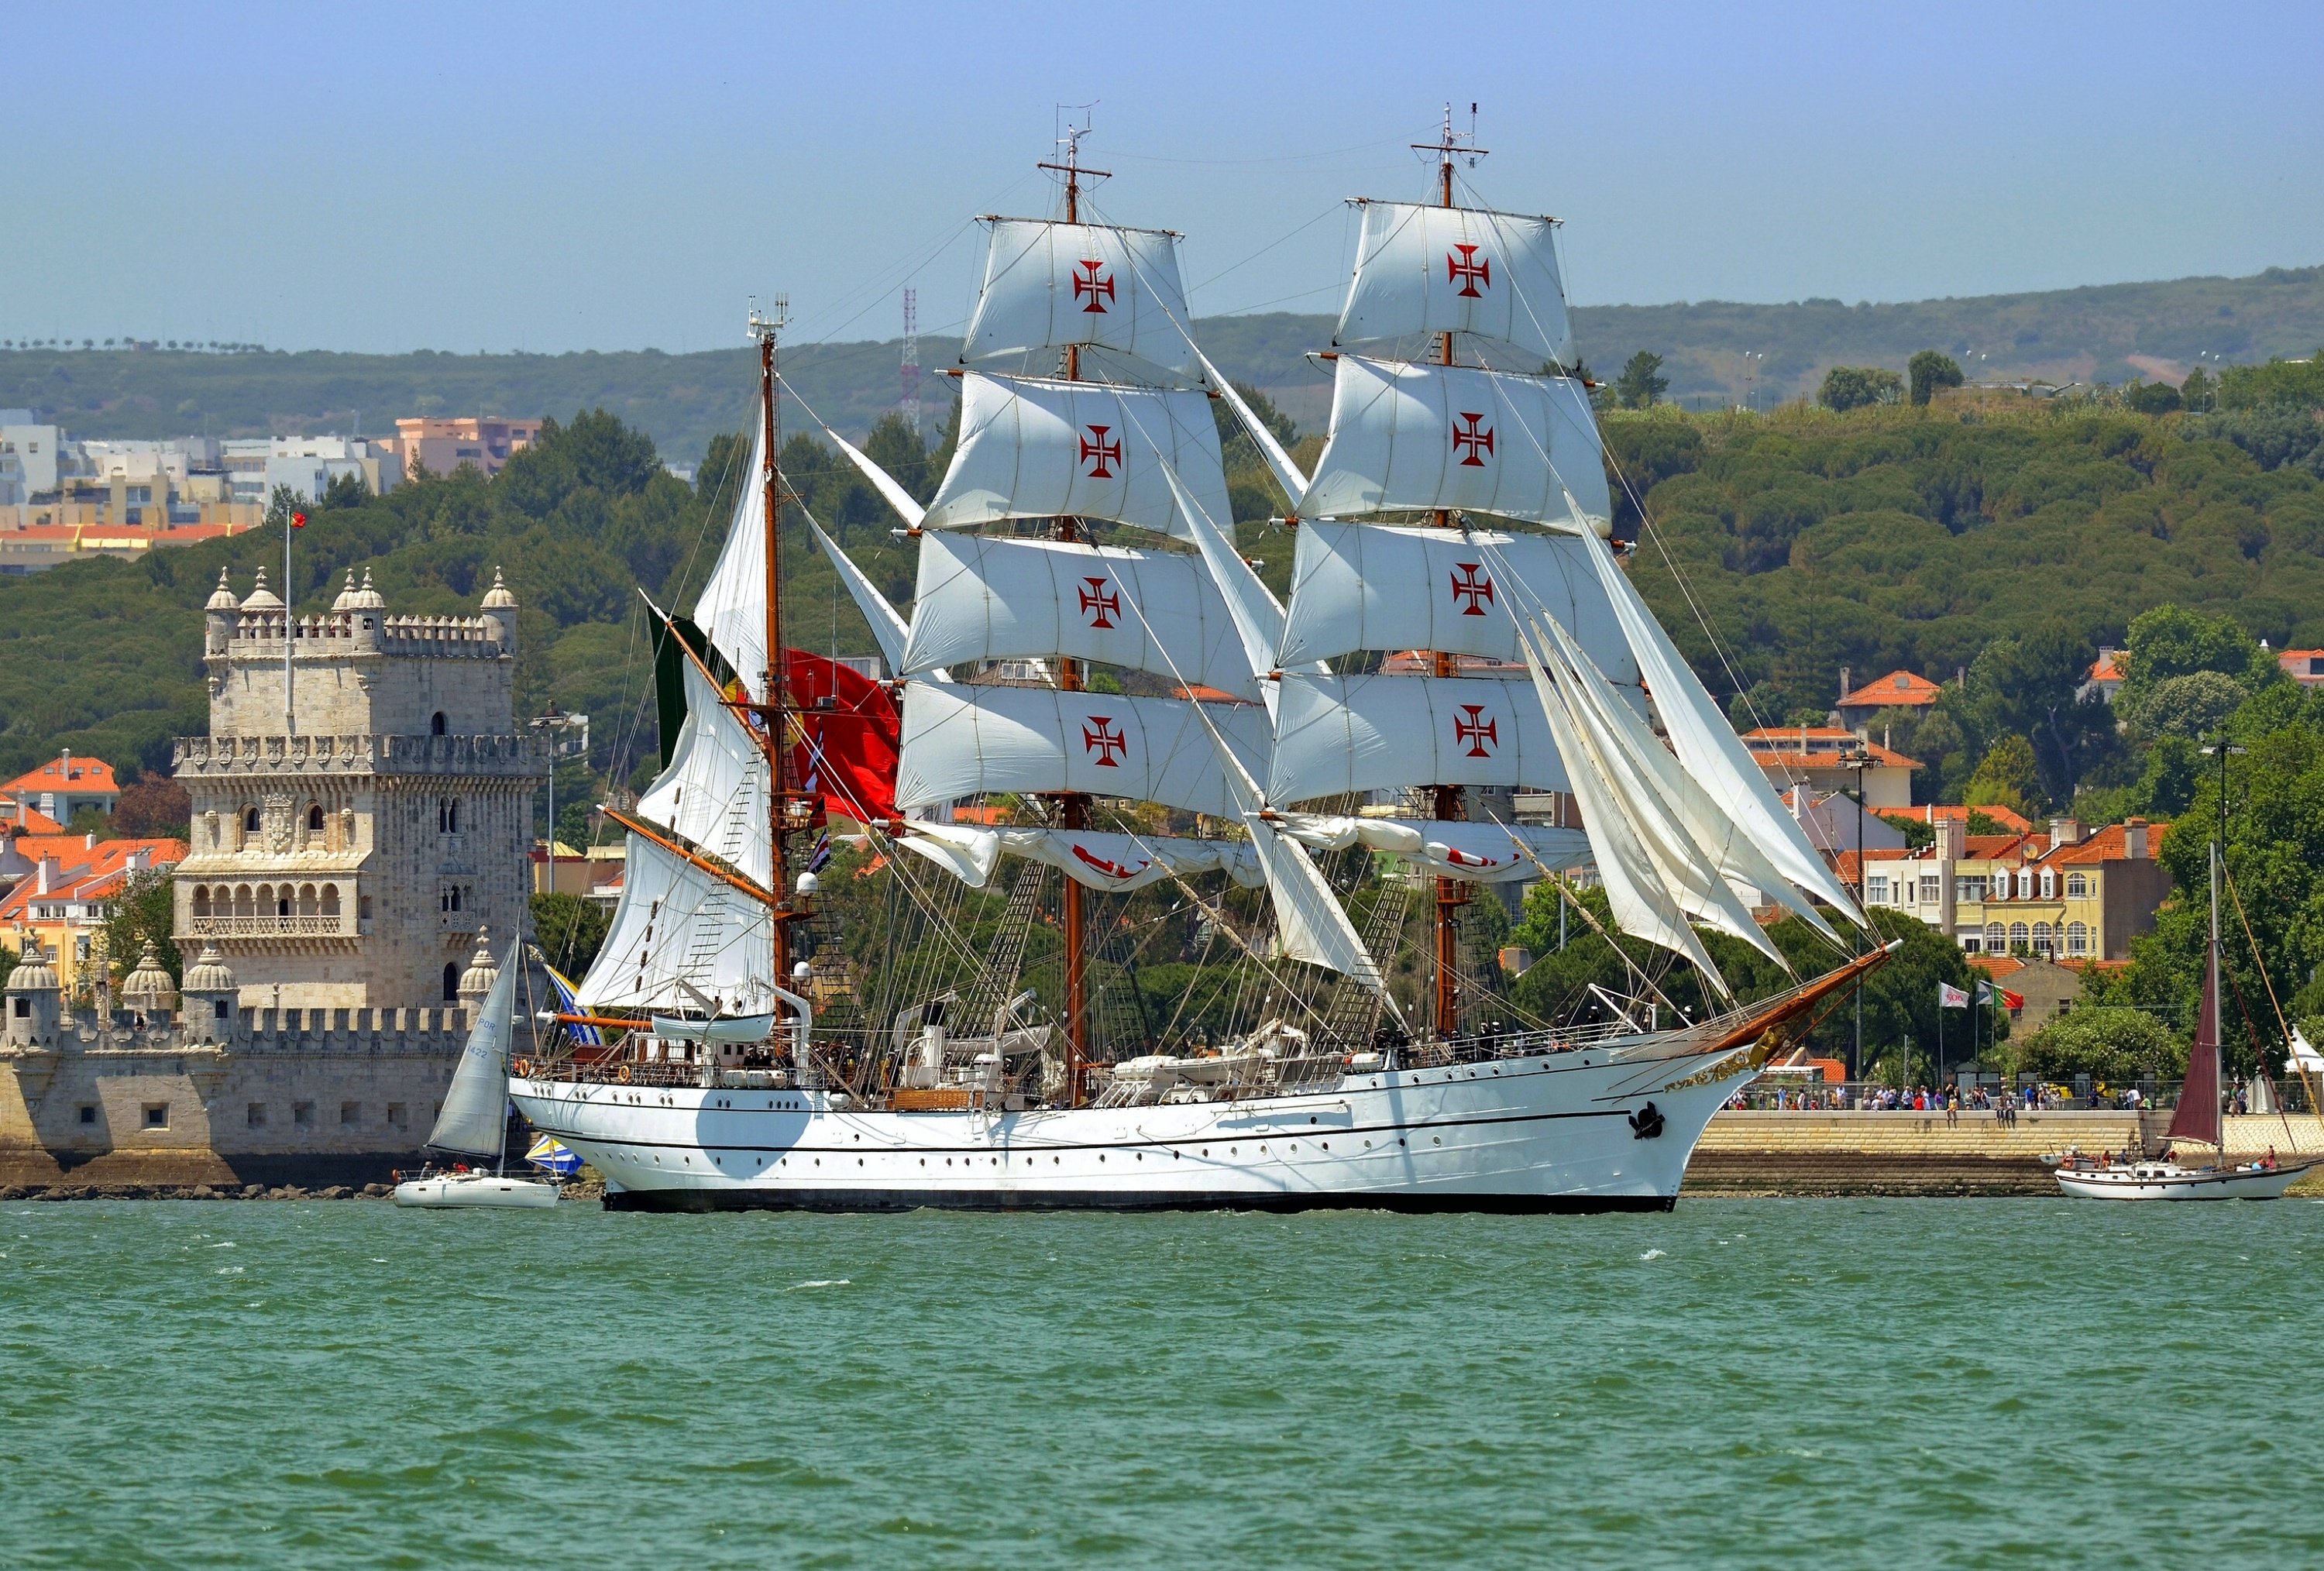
[1733,1080,2161,1116]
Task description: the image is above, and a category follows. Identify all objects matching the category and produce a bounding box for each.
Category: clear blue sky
[4,1,2316,355]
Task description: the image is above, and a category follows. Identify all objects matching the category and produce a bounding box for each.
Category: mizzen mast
[1035,117,1111,1106]
[748,298,799,1003]
[1418,103,1489,1045]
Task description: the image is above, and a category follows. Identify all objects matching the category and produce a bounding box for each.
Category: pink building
[376,417,541,481]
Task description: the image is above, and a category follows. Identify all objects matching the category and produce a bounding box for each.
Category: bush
[2007,1007,2185,1083]
[1819,366,1903,412]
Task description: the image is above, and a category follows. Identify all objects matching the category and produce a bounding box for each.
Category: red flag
[291,511,307,528]
[782,650,898,823]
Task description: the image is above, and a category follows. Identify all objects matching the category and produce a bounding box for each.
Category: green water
[5,1198,2321,1569]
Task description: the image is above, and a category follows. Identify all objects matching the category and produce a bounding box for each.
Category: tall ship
[510,114,1893,1211]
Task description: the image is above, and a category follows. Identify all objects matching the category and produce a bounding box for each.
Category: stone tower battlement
[174,565,544,1013]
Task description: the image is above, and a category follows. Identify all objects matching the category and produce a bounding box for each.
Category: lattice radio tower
[899,288,920,438]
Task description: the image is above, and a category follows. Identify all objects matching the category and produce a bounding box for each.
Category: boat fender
[1628,1102,1666,1140]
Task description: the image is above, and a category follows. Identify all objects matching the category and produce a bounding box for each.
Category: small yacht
[395,934,559,1210]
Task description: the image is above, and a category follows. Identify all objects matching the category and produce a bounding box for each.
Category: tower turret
[179,944,242,1045]
[479,567,517,655]
[120,940,178,1024]
[205,568,239,655]
[4,937,62,1047]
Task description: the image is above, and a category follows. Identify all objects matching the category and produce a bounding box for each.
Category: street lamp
[1837,741,1876,1081]
[530,710,590,896]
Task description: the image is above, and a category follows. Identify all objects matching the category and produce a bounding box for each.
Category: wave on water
[789,1279,851,1291]
[1640,1249,1666,1260]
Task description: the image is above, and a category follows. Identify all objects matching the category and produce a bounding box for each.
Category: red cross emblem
[1071,843,1150,882]
[1447,243,1491,298]
[1453,705,1499,758]
[1073,259,1116,315]
[1449,562,1494,616]
[1082,717,1128,767]
[1451,412,1494,467]
[1078,576,1120,629]
[1080,424,1122,480]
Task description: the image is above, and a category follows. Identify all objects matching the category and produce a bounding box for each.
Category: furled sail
[1577,530,1864,923]
[961,219,1200,380]
[1336,201,1574,370]
[574,834,772,1014]
[902,531,1258,700]
[920,373,1229,543]
[1298,356,1610,535]
[999,827,1267,893]
[1267,672,1568,806]
[1277,813,1589,885]
[693,418,770,698]
[1277,521,1635,682]
[428,948,516,1158]
[635,658,772,887]
[896,682,1268,820]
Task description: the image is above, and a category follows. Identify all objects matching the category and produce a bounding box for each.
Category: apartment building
[1843,816,2171,959]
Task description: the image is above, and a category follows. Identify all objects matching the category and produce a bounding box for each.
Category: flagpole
[284,504,296,734]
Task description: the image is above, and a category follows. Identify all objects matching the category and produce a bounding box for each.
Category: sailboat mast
[1036,128,1109,1105]
[751,306,796,1005]
[1418,103,1485,1043]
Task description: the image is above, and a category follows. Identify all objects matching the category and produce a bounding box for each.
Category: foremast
[748,301,803,1024]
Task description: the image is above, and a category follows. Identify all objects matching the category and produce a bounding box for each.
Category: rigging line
[1183,201,1343,296]
[2222,861,2294,1043]
[1101,132,1430,168]
[1201,282,1347,318]
[1479,804,1679,1017]
[788,168,1040,345]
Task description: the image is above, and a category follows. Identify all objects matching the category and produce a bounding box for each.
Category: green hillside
[5,266,2319,460]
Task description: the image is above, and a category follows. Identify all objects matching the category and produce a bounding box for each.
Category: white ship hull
[392,1172,560,1208]
[509,1041,1756,1213]
[2054,1160,2312,1201]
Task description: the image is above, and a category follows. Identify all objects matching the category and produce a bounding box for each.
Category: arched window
[430,711,447,736]
[2066,872,2089,899]
[442,962,459,1002]
[1985,920,2006,949]
[307,803,325,832]
[276,889,291,918]
[297,883,318,916]
[451,886,462,913]
[2009,921,2030,952]
[2031,921,2053,957]
[243,806,261,834]
[192,887,211,919]
[438,796,461,834]
[320,885,340,917]
[449,799,460,834]
[2066,920,2089,956]
[233,885,253,918]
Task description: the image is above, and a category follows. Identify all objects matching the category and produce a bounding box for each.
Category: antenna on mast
[1412,101,1489,207]
[747,294,789,344]
[899,289,920,438]
[1038,102,1109,223]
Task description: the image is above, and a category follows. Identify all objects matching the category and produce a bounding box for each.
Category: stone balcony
[184,913,363,940]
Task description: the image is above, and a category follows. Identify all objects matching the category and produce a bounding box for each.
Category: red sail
[783,650,899,823]
[2168,939,2223,1150]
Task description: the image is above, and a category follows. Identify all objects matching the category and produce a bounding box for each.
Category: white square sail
[1267,672,1569,805]
[1336,201,1574,370]
[962,219,1200,381]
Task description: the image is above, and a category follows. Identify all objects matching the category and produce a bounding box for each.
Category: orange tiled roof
[2089,652,2125,682]
[1741,735,1923,771]
[0,755,119,799]
[0,803,68,834]
[1876,803,2033,835]
[1839,669,1943,710]
[2037,820,2171,866]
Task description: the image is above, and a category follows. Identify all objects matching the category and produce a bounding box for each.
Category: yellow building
[1849,817,2171,959]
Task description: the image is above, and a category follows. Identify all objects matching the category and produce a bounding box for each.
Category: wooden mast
[1035,128,1108,1106]
[748,301,798,1046]
[1418,105,1486,1046]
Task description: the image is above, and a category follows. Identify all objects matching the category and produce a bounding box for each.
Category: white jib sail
[1532,614,1793,968]
[902,531,1258,700]
[812,416,927,528]
[693,414,769,700]
[1267,672,1568,806]
[1336,201,1575,371]
[961,219,1201,380]
[635,657,772,889]
[1578,530,1865,924]
[573,834,772,1015]
[895,683,1268,820]
[1194,343,1308,505]
[1298,356,1611,536]
[1242,811,1387,993]
[1515,619,1731,997]
[1277,521,1637,685]
[920,373,1230,544]
[429,947,517,1158]
[1153,452,1322,697]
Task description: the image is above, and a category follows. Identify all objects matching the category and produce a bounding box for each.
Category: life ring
[617,1064,633,1084]
[512,1057,531,1078]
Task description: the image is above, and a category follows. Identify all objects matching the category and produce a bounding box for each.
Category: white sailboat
[395,933,559,1208]
[509,114,1894,1212]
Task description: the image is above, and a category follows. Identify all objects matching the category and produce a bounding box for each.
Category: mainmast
[1036,119,1110,1106]
[749,300,798,1012]
[1418,103,1488,1044]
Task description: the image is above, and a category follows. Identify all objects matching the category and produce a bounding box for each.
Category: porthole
[1433,1136,1441,1145]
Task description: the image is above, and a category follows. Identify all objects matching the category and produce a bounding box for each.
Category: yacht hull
[509,1042,1754,1214]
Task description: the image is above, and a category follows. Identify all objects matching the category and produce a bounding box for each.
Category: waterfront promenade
[1685,1109,2324,1196]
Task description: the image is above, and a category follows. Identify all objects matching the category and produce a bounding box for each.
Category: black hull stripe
[599,1187,1679,1215]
